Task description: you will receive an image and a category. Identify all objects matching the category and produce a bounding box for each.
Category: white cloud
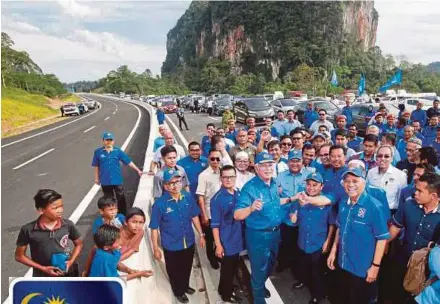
[56,0,102,19]
[375,0,440,64]
[1,16,41,33]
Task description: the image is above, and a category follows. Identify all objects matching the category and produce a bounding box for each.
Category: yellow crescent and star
[20,292,67,304]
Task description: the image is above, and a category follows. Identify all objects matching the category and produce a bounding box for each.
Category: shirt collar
[256,175,275,187]
[164,191,184,202]
[34,216,64,231]
[347,192,367,206]
[418,202,440,214]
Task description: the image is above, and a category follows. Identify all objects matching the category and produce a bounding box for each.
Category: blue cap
[102,132,114,140]
[342,167,365,180]
[305,172,323,184]
[163,168,182,183]
[255,152,274,165]
[288,150,302,160]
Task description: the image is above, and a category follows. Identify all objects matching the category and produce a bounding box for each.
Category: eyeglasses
[210,157,221,162]
[319,153,329,157]
[166,180,182,187]
[377,154,391,159]
[292,137,302,140]
[319,114,325,116]
[281,142,292,146]
[406,148,417,153]
[221,175,236,180]
[236,160,248,163]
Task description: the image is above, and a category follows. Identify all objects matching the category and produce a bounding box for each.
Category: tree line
[1,32,67,97]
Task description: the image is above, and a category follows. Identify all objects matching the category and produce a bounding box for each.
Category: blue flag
[12,278,124,304]
[358,74,366,96]
[379,69,402,93]
[330,70,338,87]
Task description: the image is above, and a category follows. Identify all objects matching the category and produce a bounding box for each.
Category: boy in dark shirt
[89,224,153,280]
[15,189,83,276]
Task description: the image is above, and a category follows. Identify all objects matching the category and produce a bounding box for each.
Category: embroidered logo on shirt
[166,207,174,213]
[358,208,367,218]
[60,234,69,248]
[100,154,106,158]
[202,163,207,167]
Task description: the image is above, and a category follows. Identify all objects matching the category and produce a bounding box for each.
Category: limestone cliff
[162,1,379,80]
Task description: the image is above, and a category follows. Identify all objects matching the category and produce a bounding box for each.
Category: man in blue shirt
[201,123,216,157]
[399,163,434,206]
[283,110,302,136]
[234,152,295,303]
[273,110,287,135]
[330,115,348,143]
[290,172,335,304]
[92,132,143,215]
[149,169,206,304]
[275,150,311,279]
[156,107,165,125]
[225,119,238,143]
[388,172,440,303]
[153,125,167,152]
[322,145,347,194]
[341,98,353,125]
[177,141,208,199]
[304,102,318,129]
[347,123,363,152]
[327,167,390,304]
[411,101,428,126]
[211,165,244,303]
[382,113,398,134]
[422,114,439,144]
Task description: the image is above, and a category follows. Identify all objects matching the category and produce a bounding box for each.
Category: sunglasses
[210,157,221,162]
[377,154,391,159]
[281,142,292,146]
[319,114,325,116]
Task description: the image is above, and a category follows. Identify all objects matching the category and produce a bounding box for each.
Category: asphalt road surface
[1,95,151,300]
[165,109,332,304]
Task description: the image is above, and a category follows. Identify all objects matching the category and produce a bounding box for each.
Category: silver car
[270,99,301,113]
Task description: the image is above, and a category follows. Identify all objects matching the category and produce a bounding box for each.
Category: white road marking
[104,116,110,121]
[2,99,142,301]
[1,104,102,148]
[113,111,116,114]
[37,173,48,176]
[83,126,96,133]
[207,116,219,121]
[13,148,55,170]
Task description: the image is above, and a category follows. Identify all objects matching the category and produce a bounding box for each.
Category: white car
[399,98,433,112]
[62,103,80,116]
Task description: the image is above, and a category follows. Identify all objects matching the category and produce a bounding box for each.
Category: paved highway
[1,95,151,300]
[164,110,331,304]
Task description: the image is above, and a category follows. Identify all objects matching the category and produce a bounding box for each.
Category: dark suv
[233,98,275,124]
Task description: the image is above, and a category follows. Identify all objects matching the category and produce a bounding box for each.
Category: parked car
[270,98,301,113]
[294,99,340,125]
[161,99,177,113]
[85,100,96,110]
[334,103,399,136]
[233,98,275,125]
[398,98,433,112]
[77,103,89,114]
[213,99,233,116]
[61,103,80,116]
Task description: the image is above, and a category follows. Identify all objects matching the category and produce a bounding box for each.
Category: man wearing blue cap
[92,132,144,215]
[275,150,312,278]
[289,172,335,304]
[234,152,296,303]
[150,169,206,304]
[327,167,390,304]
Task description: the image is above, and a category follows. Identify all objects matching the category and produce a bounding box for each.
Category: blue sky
[1,1,439,83]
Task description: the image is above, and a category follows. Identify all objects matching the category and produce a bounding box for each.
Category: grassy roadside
[1,88,80,138]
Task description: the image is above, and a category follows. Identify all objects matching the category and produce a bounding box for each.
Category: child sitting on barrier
[89,224,153,280]
[119,207,146,261]
[92,196,125,233]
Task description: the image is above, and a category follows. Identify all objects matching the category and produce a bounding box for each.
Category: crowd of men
[148,98,440,304]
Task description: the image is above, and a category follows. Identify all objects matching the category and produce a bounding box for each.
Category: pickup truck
[61,103,80,116]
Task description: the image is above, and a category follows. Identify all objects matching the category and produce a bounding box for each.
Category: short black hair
[287,109,295,114]
[291,128,303,137]
[318,109,327,114]
[277,110,284,114]
[280,135,292,142]
[415,163,435,174]
[125,207,146,222]
[188,141,200,150]
[431,113,439,118]
[363,134,379,145]
[347,123,357,130]
[209,148,220,156]
[267,140,280,150]
[398,117,407,125]
[161,145,177,157]
[302,144,316,154]
[335,129,348,138]
[420,147,439,166]
[418,172,440,197]
[220,165,236,176]
[34,189,62,209]
[206,123,215,128]
[318,125,328,131]
[329,144,346,156]
[97,195,117,210]
[94,224,120,249]
[382,132,397,146]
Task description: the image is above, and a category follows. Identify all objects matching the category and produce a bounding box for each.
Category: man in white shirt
[150,131,186,172]
[207,99,214,116]
[196,149,223,269]
[310,109,335,134]
[235,151,255,190]
[273,110,287,136]
[366,145,407,212]
[283,110,302,136]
